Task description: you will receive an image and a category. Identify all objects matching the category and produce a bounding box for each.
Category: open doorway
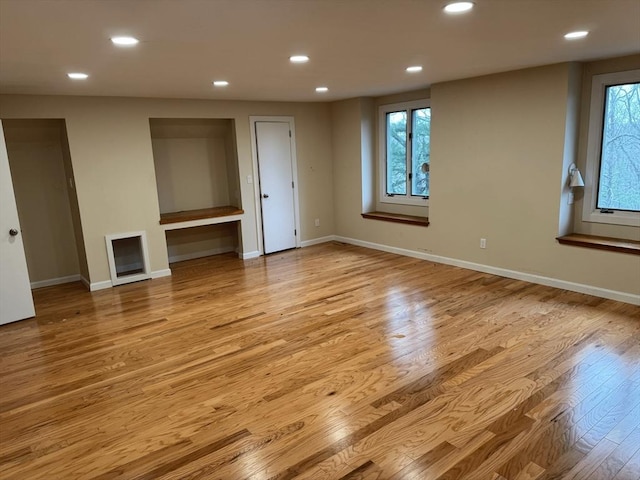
[3,119,88,289]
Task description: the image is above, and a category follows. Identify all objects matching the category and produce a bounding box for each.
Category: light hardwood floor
[1,242,639,479]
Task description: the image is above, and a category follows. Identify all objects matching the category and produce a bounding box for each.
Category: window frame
[378,99,430,207]
[582,69,640,227]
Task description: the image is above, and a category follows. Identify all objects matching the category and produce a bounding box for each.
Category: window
[379,100,430,206]
[583,69,640,227]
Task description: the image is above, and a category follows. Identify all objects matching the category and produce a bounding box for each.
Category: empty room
[0,1,639,479]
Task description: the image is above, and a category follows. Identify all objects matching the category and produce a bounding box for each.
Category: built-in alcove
[165,223,240,264]
[149,118,244,263]
[3,119,88,288]
[360,94,429,224]
[149,118,241,216]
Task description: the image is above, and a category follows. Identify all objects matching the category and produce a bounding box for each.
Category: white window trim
[582,69,640,227]
[378,99,430,207]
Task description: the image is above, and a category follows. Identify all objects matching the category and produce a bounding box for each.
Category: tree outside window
[597,82,640,212]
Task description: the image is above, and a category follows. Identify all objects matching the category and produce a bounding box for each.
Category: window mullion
[406,108,412,198]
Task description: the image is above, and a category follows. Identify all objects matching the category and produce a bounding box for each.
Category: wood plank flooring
[0,242,639,479]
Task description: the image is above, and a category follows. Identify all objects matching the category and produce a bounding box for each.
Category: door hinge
[409,132,413,140]
[294,229,297,236]
[289,130,291,138]
[409,173,413,180]
[292,181,294,188]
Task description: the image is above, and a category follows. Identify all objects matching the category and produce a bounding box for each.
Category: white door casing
[251,118,300,255]
[0,121,35,325]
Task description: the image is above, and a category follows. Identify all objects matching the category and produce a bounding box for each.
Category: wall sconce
[568,163,585,188]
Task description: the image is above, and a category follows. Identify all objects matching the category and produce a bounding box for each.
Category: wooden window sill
[556,233,640,255]
[361,211,429,227]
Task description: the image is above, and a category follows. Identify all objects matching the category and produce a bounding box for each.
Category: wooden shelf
[160,206,243,225]
[160,206,244,231]
[556,233,640,255]
[361,211,429,227]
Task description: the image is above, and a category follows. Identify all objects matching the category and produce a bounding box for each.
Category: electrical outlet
[314,218,320,227]
[567,191,574,205]
[247,175,253,184]
[480,238,487,249]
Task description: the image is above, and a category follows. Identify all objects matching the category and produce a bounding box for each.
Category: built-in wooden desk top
[160,206,244,230]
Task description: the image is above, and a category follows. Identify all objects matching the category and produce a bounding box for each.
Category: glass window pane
[597,82,640,212]
[386,111,407,195]
[411,108,431,197]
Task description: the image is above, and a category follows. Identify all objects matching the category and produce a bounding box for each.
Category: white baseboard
[239,237,336,258]
[168,247,235,264]
[334,235,640,306]
[151,269,172,279]
[89,269,171,291]
[334,236,433,261]
[300,235,337,248]
[31,274,81,289]
[80,275,90,290]
[89,280,112,291]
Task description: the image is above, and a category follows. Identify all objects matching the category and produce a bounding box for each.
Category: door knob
[9,228,19,236]
[262,194,269,198]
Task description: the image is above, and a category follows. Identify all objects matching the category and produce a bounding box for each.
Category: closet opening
[149,118,244,264]
[3,119,88,289]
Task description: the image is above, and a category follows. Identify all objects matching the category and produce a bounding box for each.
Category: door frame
[249,116,301,256]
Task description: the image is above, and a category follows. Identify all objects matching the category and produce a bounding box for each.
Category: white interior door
[255,121,297,254]
[0,121,35,325]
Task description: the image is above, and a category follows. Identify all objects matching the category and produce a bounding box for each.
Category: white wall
[332,62,640,299]
[150,118,237,213]
[152,137,231,212]
[0,96,335,286]
[60,122,89,281]
[1,58,637,300]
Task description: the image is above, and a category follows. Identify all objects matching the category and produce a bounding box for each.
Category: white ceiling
[1,0,639,102]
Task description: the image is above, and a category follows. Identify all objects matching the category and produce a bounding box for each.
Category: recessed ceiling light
[315,87,329,93]
[213,80,229,87]
[564,31,589,40]
[406,66,423,73]
[67,72,88,80]
[443,2,474,13]
[290,55,310,63]
[111,36,139,46]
